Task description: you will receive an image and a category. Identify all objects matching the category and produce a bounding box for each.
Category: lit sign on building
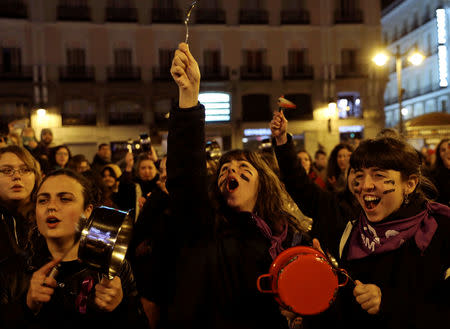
[436,8,448,87]
[198,92,231,122]
[243,128,272,136]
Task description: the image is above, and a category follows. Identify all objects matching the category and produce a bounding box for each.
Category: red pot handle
[337,268,350,287]
[257,274,274,293]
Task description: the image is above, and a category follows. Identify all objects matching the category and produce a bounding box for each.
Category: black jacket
[162,104,306,329]
[274,136,450,329]
[0,241,149,329]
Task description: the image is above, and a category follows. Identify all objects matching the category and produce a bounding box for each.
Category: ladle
[184,1,198,44]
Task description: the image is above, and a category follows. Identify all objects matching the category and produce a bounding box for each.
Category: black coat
[0,241,149,329]
[273,136,450,329]
[162,104,304,329]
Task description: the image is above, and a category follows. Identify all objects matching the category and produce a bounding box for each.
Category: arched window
[62,99,96,125]
[108,100,143,125]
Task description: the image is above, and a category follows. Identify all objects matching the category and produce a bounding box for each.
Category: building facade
[0,0,385,159]
[381,0,450,148]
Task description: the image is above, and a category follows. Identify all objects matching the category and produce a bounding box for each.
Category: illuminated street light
[36,108,47,117]
[372,46,425,135]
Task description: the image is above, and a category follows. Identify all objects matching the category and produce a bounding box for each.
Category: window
[288,49,307,69]
[282,94,313,120]
[1,47,22,71]
[154,0,175,8]
[159,49,174,69]
[244,50,264,72]
[440,99,448,112]
[67,48,86,66]
[204,50,221,70]
[107,0,133,7]
[199,92,231,122]
[341,49,358,70]
[242,94,271,122]
[59,0,87,5]
[0,102,29,124]
[337,92,362,118]
[109,101,143,125]
[114,48,132,66]
[62,99,96,125]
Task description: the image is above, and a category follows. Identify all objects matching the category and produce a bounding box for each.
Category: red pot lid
[276,251,339,315]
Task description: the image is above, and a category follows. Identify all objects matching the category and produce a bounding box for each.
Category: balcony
[200,66,229,81]
[59,65,95,81]
[107,66,141,81]
[0,1,27,19]
[195,8,225,24]
[105,7,138,22]
[57,5,91,21]
[282,65,314,80]
[151,8,182,23]
[280,9,310,24]
[334,9,363,24]
[152,66,172,81]
[335,64,368,78]
[239,9,268,24]
[0,65,32,80]
[240,65,272,80]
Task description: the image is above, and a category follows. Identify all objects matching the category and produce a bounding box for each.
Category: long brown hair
[210,150,310,234]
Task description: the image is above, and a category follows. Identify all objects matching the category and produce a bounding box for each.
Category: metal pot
[257,246,348,315]
[78,206,133,279]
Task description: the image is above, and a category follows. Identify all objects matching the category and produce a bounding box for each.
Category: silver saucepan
[78,206,134,279]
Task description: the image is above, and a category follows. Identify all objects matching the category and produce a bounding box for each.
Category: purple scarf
[347,202,449,260]
[252,213,288,260]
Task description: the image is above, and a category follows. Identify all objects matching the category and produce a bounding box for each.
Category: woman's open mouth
[363,195,381,210]
[46,217,61,228]
[227,177,239,193]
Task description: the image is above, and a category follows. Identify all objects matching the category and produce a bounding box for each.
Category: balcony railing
[106,7,138,22]
[240,65,272,80]
[152,66,172,81]
[151,8,182,23]
[59,65,95,81]
[107,66,141,81]
[195,8,225,24]
[57,5,91,21]
[239,9,268,24]
[282,65,314,80]
[335,64,368,78]
[0,65,32,80]
[200,66,229,81]
[334,9,363,24]
[0,1,27,19]
[280,9,310,24]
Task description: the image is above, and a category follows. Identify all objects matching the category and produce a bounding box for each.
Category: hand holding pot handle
[353,280,382,315]
[95,276,123,312]
[26,258,61,313]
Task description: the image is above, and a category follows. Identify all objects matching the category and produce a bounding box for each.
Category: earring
[403,193,410,205]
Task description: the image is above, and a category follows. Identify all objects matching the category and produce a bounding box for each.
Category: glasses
[0,167,33,177]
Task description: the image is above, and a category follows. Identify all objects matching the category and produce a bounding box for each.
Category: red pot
[257,246,348,315]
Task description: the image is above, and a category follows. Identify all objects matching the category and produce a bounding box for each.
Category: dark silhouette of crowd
[0,43,448,329]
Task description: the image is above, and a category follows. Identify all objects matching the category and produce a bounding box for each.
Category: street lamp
[372,46,425,135]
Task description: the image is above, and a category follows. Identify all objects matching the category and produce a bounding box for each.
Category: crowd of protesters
[0,42,448,329]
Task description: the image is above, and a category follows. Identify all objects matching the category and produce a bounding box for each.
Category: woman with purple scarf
[160,43,311,329]
[271,111,450,329]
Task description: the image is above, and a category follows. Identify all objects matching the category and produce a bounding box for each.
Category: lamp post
[373,46,425,136]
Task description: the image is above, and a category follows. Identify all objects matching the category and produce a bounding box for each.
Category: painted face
[351,167,410,222]
[55,148,69,167]
[337,148,352,171]
[138,159,157,181]
[0,153,36,203]
[297,152,311,173]
[36,175,92,242]
[439,141,450,169]
[217,159,259,213]
[102,169,116,188]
